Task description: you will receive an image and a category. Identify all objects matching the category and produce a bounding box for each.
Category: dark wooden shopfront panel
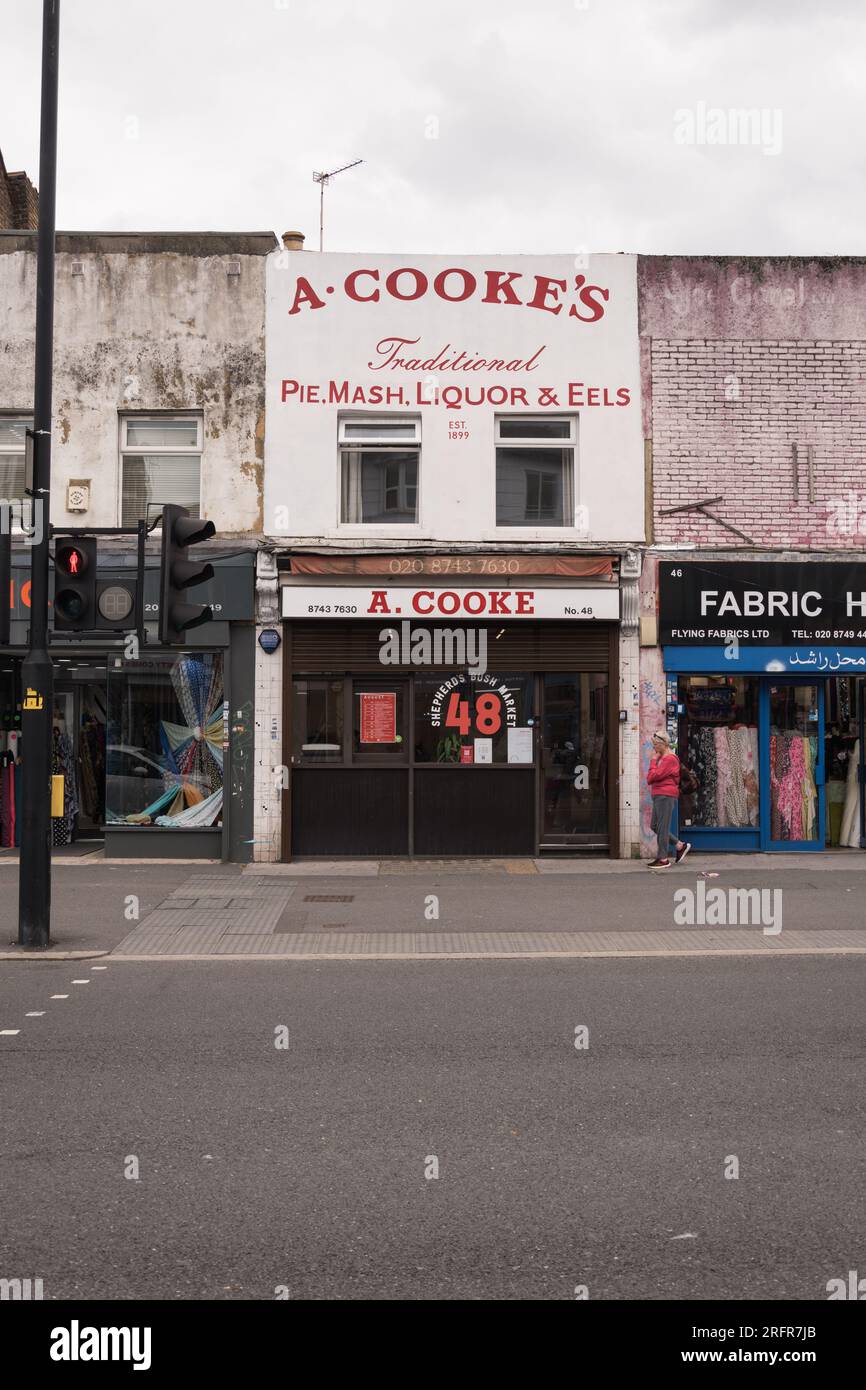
[285,620,617,858]
[414,768,536,855]
[291,768,408,855]
[289,621,611,672]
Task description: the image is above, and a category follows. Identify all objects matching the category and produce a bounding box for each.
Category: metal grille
[288,620,612,672]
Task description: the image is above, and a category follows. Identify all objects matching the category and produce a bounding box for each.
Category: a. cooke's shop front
[281,558,622,858]
[659,561,866,853]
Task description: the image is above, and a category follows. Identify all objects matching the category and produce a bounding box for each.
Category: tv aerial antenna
[312,159,363,251]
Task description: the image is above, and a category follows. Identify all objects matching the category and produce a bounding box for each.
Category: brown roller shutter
[287,620,613,672]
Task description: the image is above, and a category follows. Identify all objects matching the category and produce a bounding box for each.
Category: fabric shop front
[280,555,623,858]
[658,559,866,853]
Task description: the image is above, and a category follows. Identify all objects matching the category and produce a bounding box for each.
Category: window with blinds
[339,417,421,524]
[494,416,576,527]
[0,417,30,502]
[120,415,202,526]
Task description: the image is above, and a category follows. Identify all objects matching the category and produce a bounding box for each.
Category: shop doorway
[859,694,866,850]
[761,680,823,851]
[53,665,107,845]
[539,672,609,848]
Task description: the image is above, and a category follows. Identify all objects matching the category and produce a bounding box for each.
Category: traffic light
[53,536,97,630]
[158,504,216,644]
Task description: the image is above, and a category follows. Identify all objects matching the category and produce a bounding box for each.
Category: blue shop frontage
[658,559,866,854]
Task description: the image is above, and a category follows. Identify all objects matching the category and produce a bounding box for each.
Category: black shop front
[280,563,622,858]
[0,547,257,860]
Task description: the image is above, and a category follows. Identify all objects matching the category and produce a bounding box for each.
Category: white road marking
[1,1029,20,1035]
[25,1012,45,1017]
[71,979,90,985]
[91,965,108,971]
[50,994,69,999]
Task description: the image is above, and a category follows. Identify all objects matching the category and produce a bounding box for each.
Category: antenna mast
[312,159,363,251]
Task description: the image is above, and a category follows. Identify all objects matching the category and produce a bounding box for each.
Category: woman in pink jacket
[647,730,691,869]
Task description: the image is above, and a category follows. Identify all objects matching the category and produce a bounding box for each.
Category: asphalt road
[1,955,863,1300]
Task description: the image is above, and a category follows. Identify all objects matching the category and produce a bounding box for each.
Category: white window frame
[338,415,422,527]
[494,414,577,528]
[0,414,33,534]
[118,413,203,528]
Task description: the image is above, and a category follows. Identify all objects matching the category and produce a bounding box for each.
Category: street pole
[18,0,60,949]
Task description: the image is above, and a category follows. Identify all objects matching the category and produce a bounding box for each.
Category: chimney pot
[282,230,305,251]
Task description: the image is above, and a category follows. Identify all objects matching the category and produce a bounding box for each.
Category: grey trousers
[650,794,679,858]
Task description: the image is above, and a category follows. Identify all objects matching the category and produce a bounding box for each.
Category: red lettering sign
[284,266,610,322]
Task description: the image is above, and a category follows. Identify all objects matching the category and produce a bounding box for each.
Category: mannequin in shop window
[51,710,78,847]
[78,713,106,826]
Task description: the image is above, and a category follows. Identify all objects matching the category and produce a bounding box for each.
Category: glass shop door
[760,681,824,851]
[858,684,866,849]
[539,672,609,848]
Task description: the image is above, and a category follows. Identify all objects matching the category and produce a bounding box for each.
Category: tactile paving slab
[114,874,294,955]
[112,925,866,959]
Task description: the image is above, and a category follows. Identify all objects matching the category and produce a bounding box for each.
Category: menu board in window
[359,691,397,744]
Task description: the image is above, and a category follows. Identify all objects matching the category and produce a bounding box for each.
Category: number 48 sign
[444,691,502,736]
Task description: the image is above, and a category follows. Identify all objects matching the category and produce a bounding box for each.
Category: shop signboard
[282,584,619,622]
[661,561,866,646]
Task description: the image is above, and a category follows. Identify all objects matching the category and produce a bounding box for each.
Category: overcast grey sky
[2,0,864,254]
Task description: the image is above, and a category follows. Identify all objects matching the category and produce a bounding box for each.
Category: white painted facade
[264,251,645,547]
[258,249,646,860]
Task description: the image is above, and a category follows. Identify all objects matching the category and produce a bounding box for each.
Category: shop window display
[678,676,759,830]
[292,679,344,762]
[824,678,859,846]
[768,685,819,843]
[0,661,22,848]
[353,683,408,761]
[106,653,224,827]
[413,672,534,764]
[51,709,78,846]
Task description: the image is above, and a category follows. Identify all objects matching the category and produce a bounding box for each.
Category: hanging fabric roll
[840,738,862,847]
[725,726,750,827]
[713,726,732,827]
[51,727,78,847]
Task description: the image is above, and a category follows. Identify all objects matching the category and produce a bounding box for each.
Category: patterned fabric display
[769,733,817,841]
[726,725,752,826]
[51,730,78,846]
[686,725,759,828]
[127,655,224,827]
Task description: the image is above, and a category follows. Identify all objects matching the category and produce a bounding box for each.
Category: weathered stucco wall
[0,232,274,533]
[639,257,866,551]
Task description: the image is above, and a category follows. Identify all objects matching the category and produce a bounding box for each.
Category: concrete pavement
[2,853,866,959]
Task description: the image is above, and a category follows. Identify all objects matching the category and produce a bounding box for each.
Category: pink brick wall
[639,257,866,551]
[651,338,866,548]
